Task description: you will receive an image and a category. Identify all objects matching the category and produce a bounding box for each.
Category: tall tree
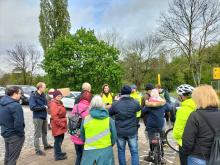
[159,0,220,86]
[39,0,71,53]
[44,28,122,93]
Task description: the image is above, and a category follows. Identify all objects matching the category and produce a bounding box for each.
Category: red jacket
[50,99,67,137]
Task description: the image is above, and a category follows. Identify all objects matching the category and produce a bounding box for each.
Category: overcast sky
[0,0,170,72]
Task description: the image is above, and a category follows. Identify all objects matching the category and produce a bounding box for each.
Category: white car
[61,91,81,109]
[0,87,5,99]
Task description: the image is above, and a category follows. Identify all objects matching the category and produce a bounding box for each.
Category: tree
[7,43,42,84]
[97,28,123,48]
[121,34,164,88]
[39,0,71,53]
[159,0,220,86]
[44,28,122,93]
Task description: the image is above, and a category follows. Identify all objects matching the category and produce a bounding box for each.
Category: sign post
[213,68,220,90]
[213,67,220,80]
[157,74,161,86]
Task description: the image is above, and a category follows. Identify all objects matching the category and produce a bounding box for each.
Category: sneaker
[36,150,46,156]
[61,152,67,156]
[55,155,67,161]
[44,145,53,150]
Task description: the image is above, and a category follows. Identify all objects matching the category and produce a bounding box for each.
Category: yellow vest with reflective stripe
[102,93,113,105]
[84,115,111,150]
[130,92,142,117]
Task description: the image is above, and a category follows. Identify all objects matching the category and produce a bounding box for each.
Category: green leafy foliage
[44,28,122,93]
[39,0,71,52]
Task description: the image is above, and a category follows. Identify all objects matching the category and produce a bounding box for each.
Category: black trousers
[54,134,64,158]
[179,146,187,165]
[74,144,84,165]
[4,135,25,165]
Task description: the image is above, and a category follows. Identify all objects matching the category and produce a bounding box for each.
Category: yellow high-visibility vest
[84,115,111,150]
[102,93,113,105]
[130,91,142,118]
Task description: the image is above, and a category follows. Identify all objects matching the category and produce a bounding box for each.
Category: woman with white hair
[80,95,117,165]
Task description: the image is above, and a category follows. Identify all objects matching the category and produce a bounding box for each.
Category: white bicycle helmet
[176,84,194,96]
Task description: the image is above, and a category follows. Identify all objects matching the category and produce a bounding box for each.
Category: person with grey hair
[80,95,117,165]
[74,82,92,105]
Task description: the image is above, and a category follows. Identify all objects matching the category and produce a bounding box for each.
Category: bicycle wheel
[165,128,179,152]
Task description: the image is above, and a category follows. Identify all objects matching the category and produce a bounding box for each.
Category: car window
[22,86,37,93]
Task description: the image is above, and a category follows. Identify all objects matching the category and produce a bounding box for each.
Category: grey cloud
[99,0,169,40]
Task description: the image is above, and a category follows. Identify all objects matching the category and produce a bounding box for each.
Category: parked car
[62,91,81,109]
[0,87,5,99]
[6,85,37,104]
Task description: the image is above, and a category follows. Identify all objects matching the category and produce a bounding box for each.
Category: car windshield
[71,92,80,98]
[22,86,37,94]
[66,92,80,98]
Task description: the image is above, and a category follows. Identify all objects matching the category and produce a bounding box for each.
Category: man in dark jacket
[29,82,53,156]
[0,86,25,165]
[109,85,141,165]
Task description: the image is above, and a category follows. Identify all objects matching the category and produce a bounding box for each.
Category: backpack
[197,112,220,165]
[68,104,87,135]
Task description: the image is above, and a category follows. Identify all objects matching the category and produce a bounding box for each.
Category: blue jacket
[0,96,25,138]
[109,95,141,137]
[29,91,47,120]
[143,103,171,131]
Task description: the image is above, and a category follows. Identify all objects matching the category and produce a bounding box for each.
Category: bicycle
[165,128,179,152]
[150,132,166,165]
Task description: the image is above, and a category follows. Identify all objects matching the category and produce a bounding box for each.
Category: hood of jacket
[0,95,17,106]
[90,108,109,119]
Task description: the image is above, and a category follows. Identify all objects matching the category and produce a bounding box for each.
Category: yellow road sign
[213,67,220,80]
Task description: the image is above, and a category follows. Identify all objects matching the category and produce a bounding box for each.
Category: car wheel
[19,99,23,105]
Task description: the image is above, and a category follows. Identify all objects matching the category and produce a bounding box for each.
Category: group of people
[0,81,220,165]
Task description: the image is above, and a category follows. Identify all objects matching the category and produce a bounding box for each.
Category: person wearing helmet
[173,84,196,165]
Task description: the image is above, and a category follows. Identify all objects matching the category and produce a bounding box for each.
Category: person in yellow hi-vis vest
[80,95,117,165]
[101,84,114,109]
[130,84,142,119]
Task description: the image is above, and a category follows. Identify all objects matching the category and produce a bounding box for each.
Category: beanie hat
[145,83,154,90]
[53,90,62,98]
[121,85,132,95]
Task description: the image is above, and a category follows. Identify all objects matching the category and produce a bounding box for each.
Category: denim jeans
[74,144,83,165]
[117,134,139,165]
[54,134,64,158]
[188,156,207,165]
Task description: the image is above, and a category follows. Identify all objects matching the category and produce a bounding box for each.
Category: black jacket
[0,96,25,138]
[29,91,47,120]
[182,108,220,160]
[109,95,141,137]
